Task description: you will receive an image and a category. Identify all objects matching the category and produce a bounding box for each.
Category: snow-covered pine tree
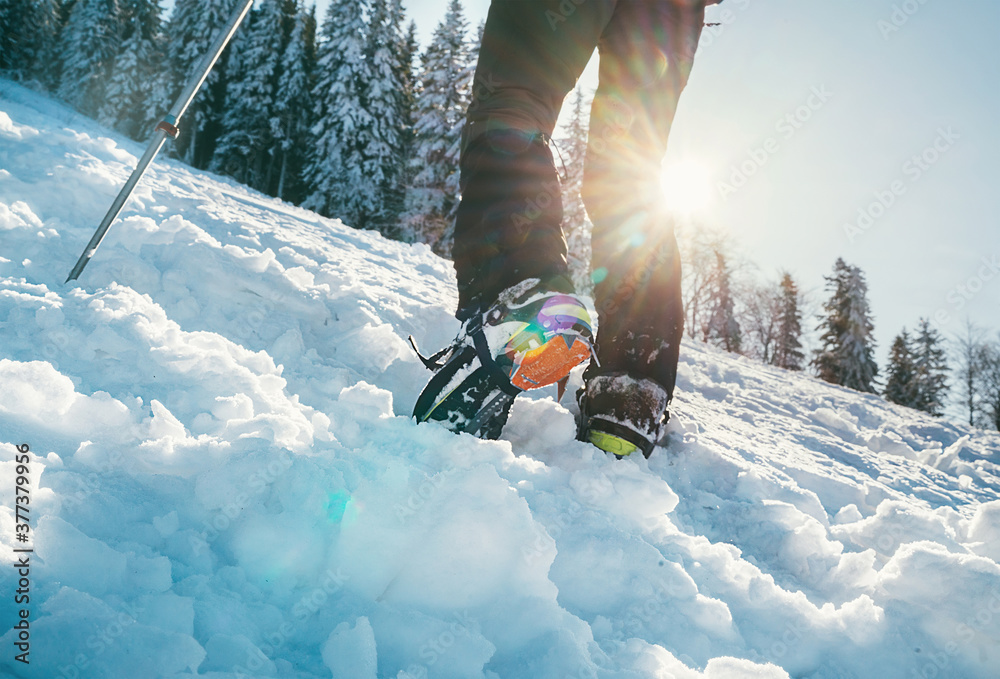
[35,0,65,89]
[211,0,289,191]
[773,272,805,370]
[558,86,594,295]
[165,0,240,168]
[360,0,410,234]
[703,249,742,354]
[912,317,949,416]
[883,329,918,408]
[57,0,121,116]
[400,0,473,254]
[812,258,878,393]
[303,0,372,221]
[0,0,63,87]
[397,18,419,124]
[98,0,163,140]
[382,15,420,237]
[273,1,316,204]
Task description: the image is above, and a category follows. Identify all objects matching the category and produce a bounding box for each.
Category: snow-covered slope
[2,80,1000,679]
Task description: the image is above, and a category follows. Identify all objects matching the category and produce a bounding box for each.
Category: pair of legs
[452,0,706,408]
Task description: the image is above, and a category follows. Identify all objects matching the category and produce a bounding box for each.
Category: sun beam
[660,159,713,216]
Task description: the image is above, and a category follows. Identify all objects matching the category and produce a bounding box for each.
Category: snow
[2,78,1000,678]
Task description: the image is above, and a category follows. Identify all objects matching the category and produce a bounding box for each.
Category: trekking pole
[65,0,256,283]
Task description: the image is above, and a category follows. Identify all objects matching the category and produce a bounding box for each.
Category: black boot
[578,372,670,458]
[413,277,594,439]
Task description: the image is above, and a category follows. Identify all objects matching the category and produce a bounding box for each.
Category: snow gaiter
[452,129,570,321]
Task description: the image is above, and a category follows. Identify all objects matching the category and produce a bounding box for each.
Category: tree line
[0,0,476,247]
[676,229,1000,430]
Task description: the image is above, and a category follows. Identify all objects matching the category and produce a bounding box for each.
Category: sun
[660,159,713,216]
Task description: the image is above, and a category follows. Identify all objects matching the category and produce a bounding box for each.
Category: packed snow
[2,79,1000,679]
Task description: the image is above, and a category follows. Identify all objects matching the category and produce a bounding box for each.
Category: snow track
[2,80,1000,679]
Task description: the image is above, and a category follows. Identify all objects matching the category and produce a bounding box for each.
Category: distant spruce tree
[303,0,372,220]
[773,272,805,370]
[165,0,240,168]
[704,249,742,354]
[912,317,949,416]
[57,0,121,116]
[303,0,411,230]
[383,17,420,238]
[98,0,163,140]
[401,0,474,254]
[273,1,316,204]
[812,258,878,393]
[884,329,918,408]
[361,0,410,234]
[211,0,290,191]
[397,18,420,130]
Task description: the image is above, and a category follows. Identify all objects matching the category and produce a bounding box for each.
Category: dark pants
[453,0,706,400]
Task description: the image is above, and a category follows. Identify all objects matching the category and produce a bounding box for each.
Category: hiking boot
[578,373,670,458]
[412,278,594,439]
